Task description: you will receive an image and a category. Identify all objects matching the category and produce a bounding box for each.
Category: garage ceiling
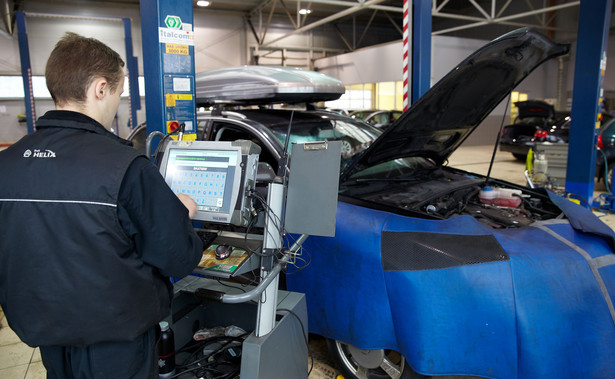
[5,0,583,54]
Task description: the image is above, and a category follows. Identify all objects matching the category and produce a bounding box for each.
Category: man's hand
[176,194,197,219]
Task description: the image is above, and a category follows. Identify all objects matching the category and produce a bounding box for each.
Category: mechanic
[0,32,203,378]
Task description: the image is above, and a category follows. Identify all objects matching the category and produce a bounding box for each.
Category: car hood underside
[342,28,569,180]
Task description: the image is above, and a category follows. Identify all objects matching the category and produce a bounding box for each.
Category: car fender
[286,201,615,378]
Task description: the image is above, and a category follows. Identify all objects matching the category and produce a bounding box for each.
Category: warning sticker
[166,94,176,107]
[166,43,189,55]
[165,93,193,107]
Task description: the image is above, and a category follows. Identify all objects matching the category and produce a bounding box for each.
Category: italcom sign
[159,29,193,43]
[159,15,194,46]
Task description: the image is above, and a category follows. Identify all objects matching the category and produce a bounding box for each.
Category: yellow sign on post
[165,43,189,55]
[165,93,193,107]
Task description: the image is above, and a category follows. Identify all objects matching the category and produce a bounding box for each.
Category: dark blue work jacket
[0,111,202,347]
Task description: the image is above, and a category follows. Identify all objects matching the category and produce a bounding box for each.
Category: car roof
[205,108,356,129]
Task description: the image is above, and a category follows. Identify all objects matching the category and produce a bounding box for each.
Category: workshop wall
[0,0,340,142]
[0,1,609,147]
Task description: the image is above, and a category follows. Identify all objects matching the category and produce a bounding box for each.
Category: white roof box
[195,65,345,106]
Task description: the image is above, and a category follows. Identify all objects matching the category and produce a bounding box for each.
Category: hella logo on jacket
[23,149,56,158]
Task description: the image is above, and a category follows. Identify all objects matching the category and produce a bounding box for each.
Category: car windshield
[600,118,615,135]
[516,116,548,125]
[268,116,381,169]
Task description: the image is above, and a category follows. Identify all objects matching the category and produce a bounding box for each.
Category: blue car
[136,28,615,379]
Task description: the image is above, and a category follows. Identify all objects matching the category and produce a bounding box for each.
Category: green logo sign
[164,15,182,29]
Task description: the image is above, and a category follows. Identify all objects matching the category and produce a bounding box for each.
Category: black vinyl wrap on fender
[381,231,509,271]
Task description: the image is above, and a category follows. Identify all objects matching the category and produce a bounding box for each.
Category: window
[0,75,146,99]
[326,81,405,112]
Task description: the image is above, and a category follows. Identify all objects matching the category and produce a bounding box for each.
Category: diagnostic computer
[158,140,260,227]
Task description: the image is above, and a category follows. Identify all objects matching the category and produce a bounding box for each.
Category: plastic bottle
[533,151,548,178]
[158,321,176,378]
[478,186,522,208]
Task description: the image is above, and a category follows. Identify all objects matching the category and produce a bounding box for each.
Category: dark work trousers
[39,325,158,379]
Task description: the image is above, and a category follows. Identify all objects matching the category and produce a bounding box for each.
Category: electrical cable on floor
[170,335,247,378]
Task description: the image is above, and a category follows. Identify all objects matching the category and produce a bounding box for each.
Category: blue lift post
[411,0,432,103]
[15,12,35,135]
[140,0,197,143]
[16,12,140,134]
[566,0,613,205]
[123,18,141,130]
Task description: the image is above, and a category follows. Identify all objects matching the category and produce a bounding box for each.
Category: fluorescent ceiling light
[197,1,210,6]
[299,8,311,15]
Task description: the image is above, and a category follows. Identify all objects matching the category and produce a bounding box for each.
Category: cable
[216,278,247,293]
[277,308,313,377]
[151,127,182,166]
[171,336,247,378]
[566,192,592,208]
[252,190,284,234]
[244,190,284,258]
[283,233,311,273]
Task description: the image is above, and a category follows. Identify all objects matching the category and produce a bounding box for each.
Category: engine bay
[340,168,563,229]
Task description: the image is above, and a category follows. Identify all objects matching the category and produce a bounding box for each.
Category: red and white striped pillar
[402,0,411,112]
[27,68,36,131]
[127,69,133,129]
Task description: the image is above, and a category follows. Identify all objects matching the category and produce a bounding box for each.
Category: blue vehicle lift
[566,0,612,205]
[15,12,141,134]
[140,0,196,140]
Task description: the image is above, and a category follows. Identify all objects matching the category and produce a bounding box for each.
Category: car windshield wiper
[341,175,430,187]
[341,168,441,187]
[343,177,420,185]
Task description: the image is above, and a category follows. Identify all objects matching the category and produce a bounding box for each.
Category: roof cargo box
[195,65,345,106]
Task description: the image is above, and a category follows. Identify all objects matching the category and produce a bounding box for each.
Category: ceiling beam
[433,0,579,35]
[261,0,386,47]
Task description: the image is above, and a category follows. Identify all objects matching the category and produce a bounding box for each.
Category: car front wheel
[326,339,427,379]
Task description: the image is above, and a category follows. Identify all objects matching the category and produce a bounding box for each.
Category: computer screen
[159,140,260,226]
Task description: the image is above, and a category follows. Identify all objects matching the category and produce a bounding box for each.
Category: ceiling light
[197,1,210,6]
[299,8,311,15]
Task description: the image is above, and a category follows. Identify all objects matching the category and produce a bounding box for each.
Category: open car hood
[341,28,569,181]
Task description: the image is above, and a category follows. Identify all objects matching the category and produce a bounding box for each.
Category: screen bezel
[159,141,244,224]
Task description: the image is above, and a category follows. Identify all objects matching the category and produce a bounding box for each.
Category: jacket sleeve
[117,157,203,278]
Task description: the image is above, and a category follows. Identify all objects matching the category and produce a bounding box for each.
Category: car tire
[512,153,526,161]
[326,338,428,379]
[340,138,355,158]
[607,162,614,191]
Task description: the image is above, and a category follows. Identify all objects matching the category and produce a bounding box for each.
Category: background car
[596,117,615,190]
[349,109,403,129]
[132,29,615,379]
[499,100,570,160]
